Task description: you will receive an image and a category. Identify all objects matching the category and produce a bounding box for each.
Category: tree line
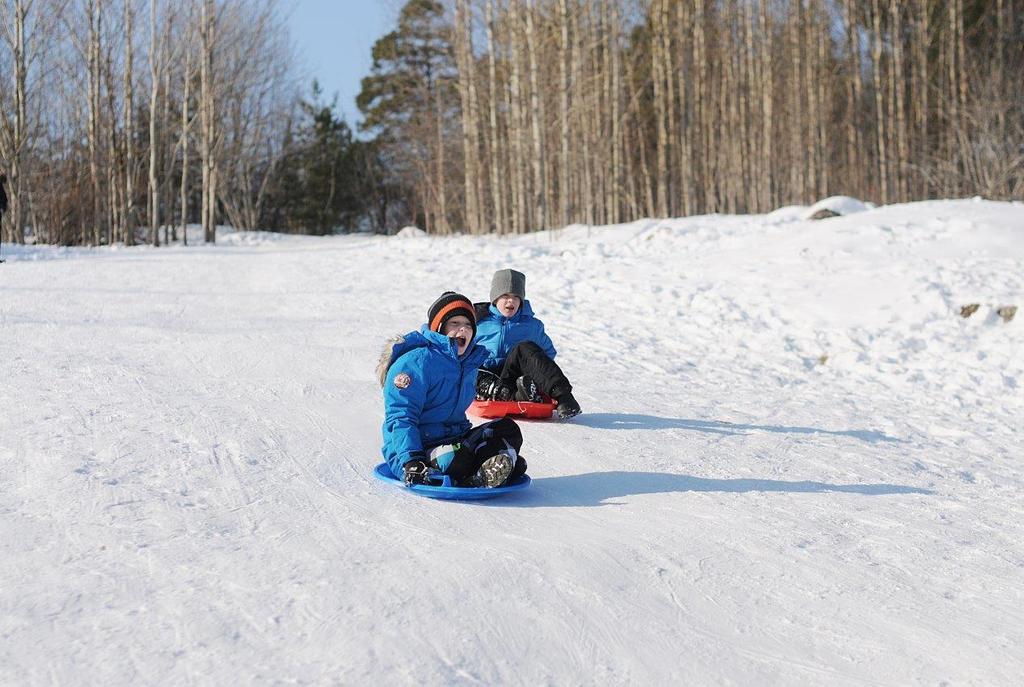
[367,0,1023,235]
[1,0,378,247]
[2,0,1022,245]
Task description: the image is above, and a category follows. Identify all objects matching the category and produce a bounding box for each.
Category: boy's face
[495,294,521,318]
[443,315,474,355]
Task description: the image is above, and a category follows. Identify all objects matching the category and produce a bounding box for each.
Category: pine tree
[356,0,456,234]
[286,84,364,235]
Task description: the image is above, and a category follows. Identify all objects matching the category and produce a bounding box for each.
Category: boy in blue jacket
[378,291,527,487]
[474,269,581,418]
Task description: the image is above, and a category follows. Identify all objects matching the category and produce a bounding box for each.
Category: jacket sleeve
[382,353,428,476]
[535,320,557,360]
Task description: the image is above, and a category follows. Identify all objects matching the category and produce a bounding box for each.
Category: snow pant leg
[445,418,523,482]
[498,341,573,398]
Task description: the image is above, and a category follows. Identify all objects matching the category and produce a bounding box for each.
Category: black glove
[402,457,430,486]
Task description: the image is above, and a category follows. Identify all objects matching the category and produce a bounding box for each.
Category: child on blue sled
[378,291,527,487]
[474,269,582,419]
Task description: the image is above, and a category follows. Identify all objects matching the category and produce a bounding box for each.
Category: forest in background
[1,0,1022,244]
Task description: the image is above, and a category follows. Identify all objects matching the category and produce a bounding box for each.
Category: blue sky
[286,1,397,129]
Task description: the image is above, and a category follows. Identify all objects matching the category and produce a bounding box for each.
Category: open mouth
[454,335,467,348]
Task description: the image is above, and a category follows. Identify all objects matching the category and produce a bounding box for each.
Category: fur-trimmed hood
[376,334,407,388]
[375,327,485,387]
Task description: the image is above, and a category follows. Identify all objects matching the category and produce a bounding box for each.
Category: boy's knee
[492,417,523,446]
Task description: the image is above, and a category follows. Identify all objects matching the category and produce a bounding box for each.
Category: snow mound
[764,205,809,223]
[218,230,292,246]
[801,195,873,220]
[395,225,427,238]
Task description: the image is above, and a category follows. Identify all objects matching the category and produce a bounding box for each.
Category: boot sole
[467,452,513,488]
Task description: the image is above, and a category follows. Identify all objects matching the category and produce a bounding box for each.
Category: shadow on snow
[570,412,901,444]
[492,471,933,508]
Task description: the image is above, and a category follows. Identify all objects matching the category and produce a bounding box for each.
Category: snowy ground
[1,199,1022,685]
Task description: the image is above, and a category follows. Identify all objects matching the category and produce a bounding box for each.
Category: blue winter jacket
[380,326,488,477]
[474,300,556,371]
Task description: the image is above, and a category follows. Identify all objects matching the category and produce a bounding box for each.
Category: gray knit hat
[490,269,526,303]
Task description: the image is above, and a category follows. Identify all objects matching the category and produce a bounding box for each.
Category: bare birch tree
[0,0,34,245]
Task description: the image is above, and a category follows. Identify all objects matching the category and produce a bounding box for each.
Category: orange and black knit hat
[427,291,476,338]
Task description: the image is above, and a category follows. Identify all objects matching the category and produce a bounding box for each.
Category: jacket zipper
[455,359,465,419]
[449,347,467,434]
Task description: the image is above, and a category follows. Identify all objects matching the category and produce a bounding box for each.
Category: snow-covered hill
[2,199,1022,685]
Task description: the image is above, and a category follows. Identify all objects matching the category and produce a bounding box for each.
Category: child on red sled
[474,269,582,419]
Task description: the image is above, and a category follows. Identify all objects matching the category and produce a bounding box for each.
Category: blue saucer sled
[374,463,531,500]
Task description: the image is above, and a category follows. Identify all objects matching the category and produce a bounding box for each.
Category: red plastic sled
[469,399,556,419]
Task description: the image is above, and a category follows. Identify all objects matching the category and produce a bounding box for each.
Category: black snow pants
[446,417,526,483]
[495,340,573,399]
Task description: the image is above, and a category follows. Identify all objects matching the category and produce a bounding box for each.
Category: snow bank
[395,225,427,238]
[801,195,873,219]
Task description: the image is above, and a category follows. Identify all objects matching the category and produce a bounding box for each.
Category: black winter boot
[509,456,528,481]
[515,375,543,402]
[555,392,581,418]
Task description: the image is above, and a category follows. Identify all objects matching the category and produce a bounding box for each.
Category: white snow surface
[2,199,1023,685]
[395,225,427,238]
[801,195,874,219]
[765,195,874,223]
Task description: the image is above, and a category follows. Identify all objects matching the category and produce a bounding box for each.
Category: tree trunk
[454,0,480,234]
[890,0,908,201]
[624,46,654,216]
[693,0,711,211]
[759,0,774,210]
[87,0,103,245]
[485,0,505,234]
[2,0,31,245]
[913,0,929,198]
[663,0,679,216]
[651,0,668,217]
[200,0,217,243]
[180,30,191,246]
[558,0,570,227]
[955,0,968,141]
[871,0,889,204]
[609,1,622,224]
[124,0,138,245]
[741,0,756,212]
[580,2,595,226]
[995,0,1005,138]
[433,86,450,235]
[804,3,819,201]
[524,0,546,232]
[507,2,527,234]
[843,0,860,198]
[817,6,829,199]
[105,43,122,245]
[790,0,805,203]
[148,0,162,246]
